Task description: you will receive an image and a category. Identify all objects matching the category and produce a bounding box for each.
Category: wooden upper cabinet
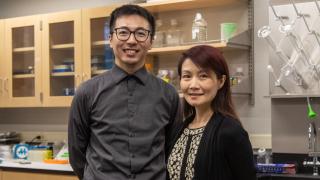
[0,20,5,107]
[140,0,246,13]
[140,0,250,54]
[42,10,82,107]
[2,10,82,107]
[82,6,116,80]
[4,15,42,107]
[0,0,251,107]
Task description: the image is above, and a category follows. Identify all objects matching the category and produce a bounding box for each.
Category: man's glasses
[112,27,151,42]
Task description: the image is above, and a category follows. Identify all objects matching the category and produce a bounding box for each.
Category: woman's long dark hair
[177,45,240,122]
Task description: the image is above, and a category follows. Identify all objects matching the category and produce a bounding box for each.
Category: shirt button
[129,93,133,96]
[131,154,135,158]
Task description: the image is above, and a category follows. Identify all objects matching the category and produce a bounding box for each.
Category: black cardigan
[167,112,257,180]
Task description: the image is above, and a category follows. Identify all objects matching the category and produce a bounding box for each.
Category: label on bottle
[192,26,207,41]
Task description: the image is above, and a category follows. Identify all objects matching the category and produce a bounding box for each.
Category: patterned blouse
[167,126,205,180]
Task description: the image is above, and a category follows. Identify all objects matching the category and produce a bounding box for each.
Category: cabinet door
[42,10,82,107]
[45,174,78,180]
[2,170,45,180]
[0,20,5,107]
[4,15,42,107]
[82,6,116,80]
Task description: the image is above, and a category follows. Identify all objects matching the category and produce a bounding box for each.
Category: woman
[167,45,256,180]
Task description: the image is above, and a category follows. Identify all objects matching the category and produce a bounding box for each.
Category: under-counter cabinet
[0,170,77,180]
[3,10,82,107]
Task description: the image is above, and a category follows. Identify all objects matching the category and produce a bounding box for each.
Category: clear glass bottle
[104,21,114,69]
[166,19,181,46]
[192,13,208,42]
[153,19,165,48]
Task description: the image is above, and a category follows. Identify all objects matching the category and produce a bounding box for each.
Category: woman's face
[180,58,225,109]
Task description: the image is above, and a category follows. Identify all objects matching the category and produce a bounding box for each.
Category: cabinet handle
[75,74,80,84]
[82,73,88,82]
[4,78,8,92]
[40,92,43,103]
[0,78,2,95]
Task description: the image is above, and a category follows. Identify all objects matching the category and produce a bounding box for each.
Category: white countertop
[0,160,73,172]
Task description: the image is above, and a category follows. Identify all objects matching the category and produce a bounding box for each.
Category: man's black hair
[109,4,155,40]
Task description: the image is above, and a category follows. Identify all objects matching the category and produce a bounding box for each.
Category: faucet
[308,122,317,150]
[304,122,320,176]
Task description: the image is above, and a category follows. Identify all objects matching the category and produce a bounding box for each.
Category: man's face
[110,15,152,73]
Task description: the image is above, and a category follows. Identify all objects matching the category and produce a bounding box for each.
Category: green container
[220,23,237,41]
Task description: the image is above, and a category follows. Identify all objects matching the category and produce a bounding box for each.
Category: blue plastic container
[104,21,114,69]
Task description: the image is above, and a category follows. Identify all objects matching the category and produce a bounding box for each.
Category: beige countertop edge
[0,161,73,172]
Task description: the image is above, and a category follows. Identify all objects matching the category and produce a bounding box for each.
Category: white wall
[0,0,273,148]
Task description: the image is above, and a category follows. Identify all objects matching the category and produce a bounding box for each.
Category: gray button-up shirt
[68,65,180,180]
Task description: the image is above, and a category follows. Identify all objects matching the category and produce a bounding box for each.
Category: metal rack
[259,0,320,98]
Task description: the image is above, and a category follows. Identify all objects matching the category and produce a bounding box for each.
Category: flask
[153,19,165,48]
[192,13,208,42]
[104,21,114,69]
[257,148,271,164]
[166,19,181,46]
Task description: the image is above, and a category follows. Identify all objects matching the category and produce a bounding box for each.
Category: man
[68,4,180,180]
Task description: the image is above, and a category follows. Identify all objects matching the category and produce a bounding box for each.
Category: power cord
[29,135,41,144]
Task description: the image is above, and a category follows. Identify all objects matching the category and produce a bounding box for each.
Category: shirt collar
[111,64,148,85]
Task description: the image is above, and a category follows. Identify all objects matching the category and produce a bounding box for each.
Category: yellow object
[162,77,170,83]
[28,149,52,162]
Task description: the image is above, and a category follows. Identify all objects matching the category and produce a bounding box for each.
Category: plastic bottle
[192,13,208,42]
[104,21,114,69]
[166,19,181,46]
[153,19,165,48]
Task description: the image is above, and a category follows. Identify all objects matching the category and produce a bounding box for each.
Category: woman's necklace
[189,111,214,129]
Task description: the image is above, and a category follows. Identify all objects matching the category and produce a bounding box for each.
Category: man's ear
[109,34,113,48]
[149,37,153,50]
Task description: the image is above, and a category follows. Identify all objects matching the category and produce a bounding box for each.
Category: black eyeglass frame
[111,27,151,42]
